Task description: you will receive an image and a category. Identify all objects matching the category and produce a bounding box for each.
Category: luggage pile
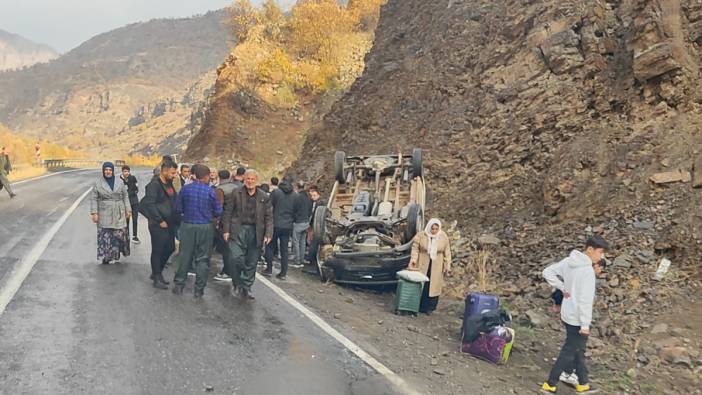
[460,293,514,365]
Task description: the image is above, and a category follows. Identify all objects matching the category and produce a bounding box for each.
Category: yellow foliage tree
[348,0,387,31]
[226,0,260,43]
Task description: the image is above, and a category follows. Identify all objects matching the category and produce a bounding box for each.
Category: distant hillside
[0,11,230,157]
[0,29,58,71]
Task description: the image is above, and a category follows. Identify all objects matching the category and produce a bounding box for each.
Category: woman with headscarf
[408,218,452,315]
[90,162,132,264]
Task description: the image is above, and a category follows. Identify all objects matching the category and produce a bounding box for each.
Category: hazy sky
[0,0,295,53]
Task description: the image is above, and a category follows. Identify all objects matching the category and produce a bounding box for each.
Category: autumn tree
[226,0,260,43]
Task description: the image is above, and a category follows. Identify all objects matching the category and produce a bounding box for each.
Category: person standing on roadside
[232,167,245,188]
[223,169,273,300]
[270,177,279,192]
[0,146,16,199]
[209,168,219,188]
[408,218,452,315]
[90,162,131,265]
[213,169,239,283]
[120,165,140,243]
[540,235,609,395]
[172,165,223,298]
[142,160,179,289]
[291,180,312,268]
[264,176,296,280]
[304,186,325,273]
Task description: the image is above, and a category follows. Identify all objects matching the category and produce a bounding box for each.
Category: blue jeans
[292,222,309,265]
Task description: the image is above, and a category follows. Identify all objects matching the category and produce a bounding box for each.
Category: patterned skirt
[97,227,131,262]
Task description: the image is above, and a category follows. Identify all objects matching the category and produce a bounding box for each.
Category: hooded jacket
[270,180,297,229]
[542,250,596,330]
[293,190,313,224]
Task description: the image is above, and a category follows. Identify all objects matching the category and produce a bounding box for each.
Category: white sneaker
[289,263,304,269]
[214,273,232,282]
[559,372,579,387]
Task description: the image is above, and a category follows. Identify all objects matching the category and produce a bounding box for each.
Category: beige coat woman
[409,218,452,298]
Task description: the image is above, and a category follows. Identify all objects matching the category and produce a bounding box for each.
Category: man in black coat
[120,165,140,243]
[141,160,179,289]
[263,176,297,280]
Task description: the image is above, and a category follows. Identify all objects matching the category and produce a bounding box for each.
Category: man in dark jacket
[213,169,240,282]
[292,181,313,267]
[120,165,140,243]
[222,169,273,299]
[141,160,179,289]
[263,176,297,280]
[0,146,16,199]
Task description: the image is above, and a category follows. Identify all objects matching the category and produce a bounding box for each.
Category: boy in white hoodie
[540,235,609,394]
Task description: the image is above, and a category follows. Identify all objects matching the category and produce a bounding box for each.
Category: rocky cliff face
[0,11,228,157]
[291,1,701,390]
[0,29,58,72]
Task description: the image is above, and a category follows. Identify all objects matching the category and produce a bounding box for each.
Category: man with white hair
[222,169,273,299]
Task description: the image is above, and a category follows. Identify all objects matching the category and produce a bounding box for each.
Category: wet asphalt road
[0,170,400,395]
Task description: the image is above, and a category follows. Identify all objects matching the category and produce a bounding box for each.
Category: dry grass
[469,249,498,292]
[7,165,47,182]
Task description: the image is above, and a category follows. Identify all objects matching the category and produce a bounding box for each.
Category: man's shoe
[152,280,168,290]
[132,237,140,244]
[172,285,184,295]
[157,273,170,285]
[289,263,304,269]
[540,382,557,394]
[241,288,255,300]
[276,273,287,281]
[559,372,579,388]
[262,269,273,277]
[575,384,599,394]
[194,289,204,299]
[214,273,232,282]
[9,193,16,199]
[230,284,240,298]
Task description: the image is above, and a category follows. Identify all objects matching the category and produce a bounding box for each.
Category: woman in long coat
[90,162,131,264]
[409,218,452,314]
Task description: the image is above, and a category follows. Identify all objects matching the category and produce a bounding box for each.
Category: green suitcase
[394,278,424,314]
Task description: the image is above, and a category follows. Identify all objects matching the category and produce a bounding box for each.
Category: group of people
[89,157,324,301]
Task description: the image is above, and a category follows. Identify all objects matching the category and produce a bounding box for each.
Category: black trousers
[214,228,233,276]
[547,322,590,386]
[265,227,291,275]
[149,223,176,277]
[130,203,139,237]
[419,260,439,313]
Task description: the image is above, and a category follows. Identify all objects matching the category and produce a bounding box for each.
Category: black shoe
[262,269,273,277]
[152,280,168,290]
[194,289,204,299]
[158,274,170,285]
[132,237,140,244]
[230,284,240,298]
[102,259,110,265]
[172,285,184,295]
[241,289,255,300]
[276,273,287,281]
[10,193,16,199]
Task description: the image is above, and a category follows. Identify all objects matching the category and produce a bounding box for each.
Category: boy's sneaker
[559,372,579,387]
[132,237,140,244]
[289,263,304,269]
[540,382,557,394]
[575,384,599,394]
[214,273,232,282]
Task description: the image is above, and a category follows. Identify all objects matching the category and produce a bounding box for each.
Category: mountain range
[0,29,58,71]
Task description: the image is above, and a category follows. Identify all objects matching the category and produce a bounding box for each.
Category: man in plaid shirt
[172,164,223,298]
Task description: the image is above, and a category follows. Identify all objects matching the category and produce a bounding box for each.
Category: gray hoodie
[542,250,596,330]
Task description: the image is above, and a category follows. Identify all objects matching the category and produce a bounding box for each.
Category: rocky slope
[0,11,229,157]
[0,29,58,71]
[290,0,702,392]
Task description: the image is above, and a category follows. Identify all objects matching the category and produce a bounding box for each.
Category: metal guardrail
[43,159,126,169]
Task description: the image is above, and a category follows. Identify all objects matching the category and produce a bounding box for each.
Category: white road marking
[0,188,92,316]
[14,168,96,185]
[255,274,422,395]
